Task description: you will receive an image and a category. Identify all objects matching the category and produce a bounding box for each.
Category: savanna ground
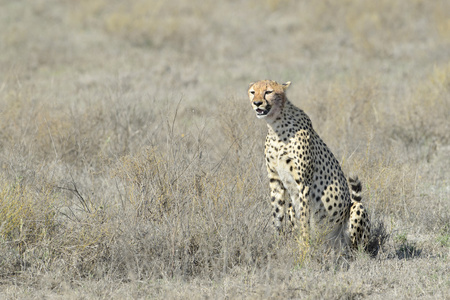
[1,0,449,299]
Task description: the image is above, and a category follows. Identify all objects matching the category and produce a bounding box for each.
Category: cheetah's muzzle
[255,105,271,117]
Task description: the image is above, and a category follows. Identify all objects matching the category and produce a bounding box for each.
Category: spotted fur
[248,80,370,250]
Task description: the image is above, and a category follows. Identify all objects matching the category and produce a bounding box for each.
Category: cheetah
[247,80,370,250]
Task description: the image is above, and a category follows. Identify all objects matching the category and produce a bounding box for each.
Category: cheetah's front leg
[268,177,288,232]
[292,183,311,242]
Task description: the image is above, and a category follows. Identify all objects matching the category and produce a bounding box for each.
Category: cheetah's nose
[253,101,263,107]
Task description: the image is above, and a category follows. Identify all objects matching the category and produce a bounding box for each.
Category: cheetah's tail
[348,176,362,202]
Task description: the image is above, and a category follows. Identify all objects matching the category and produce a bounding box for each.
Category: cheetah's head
[248,80,291,120]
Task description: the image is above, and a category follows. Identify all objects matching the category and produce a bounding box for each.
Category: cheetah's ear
[248,82,255,89]
[282,81,291,90]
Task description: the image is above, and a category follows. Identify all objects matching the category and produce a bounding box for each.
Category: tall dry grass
[0,0,449,298]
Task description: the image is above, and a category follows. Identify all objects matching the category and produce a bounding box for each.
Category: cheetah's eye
[265,90,273,95]
[250,91,255,95]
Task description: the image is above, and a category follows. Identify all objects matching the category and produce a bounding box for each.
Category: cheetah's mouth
[255,106,271,117]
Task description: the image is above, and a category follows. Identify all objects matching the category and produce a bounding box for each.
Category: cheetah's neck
[266,100,311,138]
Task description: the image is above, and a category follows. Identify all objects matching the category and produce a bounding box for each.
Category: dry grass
[0,0,449,298]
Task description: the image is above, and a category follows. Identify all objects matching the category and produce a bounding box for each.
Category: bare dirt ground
[1,1,449,299]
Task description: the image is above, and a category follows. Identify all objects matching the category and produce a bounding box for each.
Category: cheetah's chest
[265,141,298,192]
[275,166,298,197]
